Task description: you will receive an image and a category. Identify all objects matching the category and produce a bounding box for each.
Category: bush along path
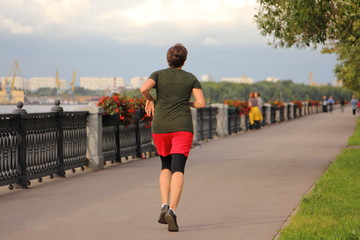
[277,118,360,240]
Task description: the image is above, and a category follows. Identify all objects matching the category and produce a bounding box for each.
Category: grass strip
[348,119,360,146]
[278,119,360,240]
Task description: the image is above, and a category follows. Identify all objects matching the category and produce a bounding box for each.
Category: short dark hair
[167,43,188,68]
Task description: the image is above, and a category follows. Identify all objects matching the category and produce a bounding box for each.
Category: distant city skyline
[0,0,339,87]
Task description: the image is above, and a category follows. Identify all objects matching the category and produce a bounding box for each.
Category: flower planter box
[102,115,121,126]
[101,110,154,162]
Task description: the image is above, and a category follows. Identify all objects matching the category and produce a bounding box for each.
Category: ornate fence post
[240,114,246,131]
[275,107,280,123]
[211,103,228,137]
[289,103,294,119]
[261,105,267,126]
[76,105,104,170]
[264,103,271,125]
[51,100,65,177]
[12,102,28,188]
[283,103,288,121]
[303,102,308,115]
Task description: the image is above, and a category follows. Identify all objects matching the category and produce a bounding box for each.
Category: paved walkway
[0,108,357,240]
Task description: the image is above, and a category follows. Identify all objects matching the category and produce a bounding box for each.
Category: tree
[254,0,360,92]
[35,87,57,96]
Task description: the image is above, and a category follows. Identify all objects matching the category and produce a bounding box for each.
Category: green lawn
[278,119,360,240]
[348,119,360,146]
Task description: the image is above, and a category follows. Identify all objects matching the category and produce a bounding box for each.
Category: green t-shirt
[149,68,202,134]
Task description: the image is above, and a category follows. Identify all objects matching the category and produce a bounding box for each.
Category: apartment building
[221,74,254,84]
[201,74,215,82]
[26,77,67,91]
[0,77,25,90]
[130,77,147,89]
[265,77,280,83]
[80,77,125,91]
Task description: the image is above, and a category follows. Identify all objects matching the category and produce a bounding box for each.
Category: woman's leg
[169,154,187,211]
[169,172,184,211]
[159,155,172,205]
[165,133,192,232]
[159,170,172,204]
[158,155,172,224]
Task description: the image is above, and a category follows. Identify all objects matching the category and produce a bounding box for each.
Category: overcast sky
[0,0,338,85]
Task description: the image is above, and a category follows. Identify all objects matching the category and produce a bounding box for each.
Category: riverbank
[0,103,94,113]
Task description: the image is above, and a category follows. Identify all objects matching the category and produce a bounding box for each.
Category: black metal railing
[119,124,137,159]
[279,106,285,122]
[102,112,155,163]
[0,102,88,189]
[137,122,154,155]
[63,112,88,170]
[270,106,276,124]
[1,100,323,190]
[24,112,59,184]
[196,107,217,141]
[102,124,118,162]
[228,107,240,135]
[293,105,298,118]
[0,114,20,188]
[287,105,292,120]
[197,107,218,141]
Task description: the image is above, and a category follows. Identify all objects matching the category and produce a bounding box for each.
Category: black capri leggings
[160,154,187,173]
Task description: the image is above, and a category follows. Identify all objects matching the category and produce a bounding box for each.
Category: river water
[0,104,96,114]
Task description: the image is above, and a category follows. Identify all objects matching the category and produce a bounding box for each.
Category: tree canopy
[123,80,353,104]
[200,81,353,104]
[254,0,360,92]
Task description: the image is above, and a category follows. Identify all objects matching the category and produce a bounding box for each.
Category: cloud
[0,0,261,46]
[0,15,33,34]
[38,0,92,24]
[203,37,220,46]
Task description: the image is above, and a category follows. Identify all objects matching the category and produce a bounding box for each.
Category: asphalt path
[0,108,357,240]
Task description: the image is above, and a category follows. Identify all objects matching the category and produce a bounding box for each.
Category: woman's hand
[145,100,155,117]
[140,78,156,116]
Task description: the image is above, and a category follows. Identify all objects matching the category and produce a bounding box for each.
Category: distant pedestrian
[248,92,263,129]
[140,43,206,232]
[340,98,345,112]
[350,95,358,117]
[255,91,263,128]
[328,96,335,113]
[322,96,328,112]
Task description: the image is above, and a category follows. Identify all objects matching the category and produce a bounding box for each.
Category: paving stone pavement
[0,108,357,240]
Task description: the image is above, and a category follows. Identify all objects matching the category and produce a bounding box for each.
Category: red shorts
[152,131,193,157]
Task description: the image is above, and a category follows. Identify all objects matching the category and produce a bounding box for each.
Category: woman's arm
[140,78,156,102]
[140,78,156,117]
[189,88,206,108]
